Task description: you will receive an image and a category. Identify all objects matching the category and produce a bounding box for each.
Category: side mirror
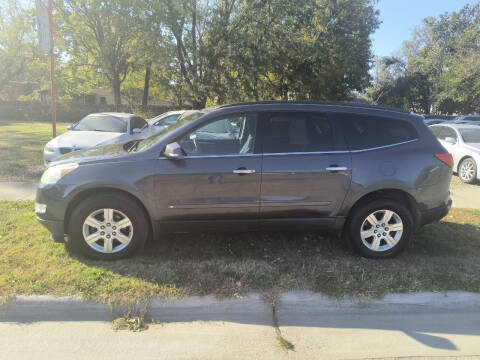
[164,142,184,160]
[132,128,143,134]
[67,125,73,130]
[445,137,457,145]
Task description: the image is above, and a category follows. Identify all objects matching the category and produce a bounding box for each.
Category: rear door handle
[326,166,348,172]
[233,168,256,175]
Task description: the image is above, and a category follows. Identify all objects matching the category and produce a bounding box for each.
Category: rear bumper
[419,198,452,226]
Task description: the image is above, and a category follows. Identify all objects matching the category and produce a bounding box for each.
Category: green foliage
[154,0,379,107]
[368,3,480,114]
[0,1,49,100]
[3,0,380,108]
[58,0,147,106]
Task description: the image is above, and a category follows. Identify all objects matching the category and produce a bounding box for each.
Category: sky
[372,0,477,58]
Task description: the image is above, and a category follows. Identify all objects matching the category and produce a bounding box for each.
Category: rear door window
[433,126,457,141]
[441,127,457,140]
[338,114,418,150]
[262,112,336,153]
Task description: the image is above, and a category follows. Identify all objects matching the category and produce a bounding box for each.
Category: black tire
[345,199,413,259]
[458,157,477,184]
[67,193,149,260]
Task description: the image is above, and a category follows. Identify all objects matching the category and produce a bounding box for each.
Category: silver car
[43,113,148,165]
[430,124,480,184]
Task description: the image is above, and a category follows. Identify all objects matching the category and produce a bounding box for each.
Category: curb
[278,290,480,314]
[1,291,479,324]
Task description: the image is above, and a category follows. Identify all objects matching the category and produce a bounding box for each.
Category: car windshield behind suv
[74,114,127,133]
[134,111,205,152]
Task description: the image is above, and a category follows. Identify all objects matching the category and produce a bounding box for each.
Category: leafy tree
[0,1,48,99]
[370,3,480,115]
[155,0,379,108]
[58,0,145,107]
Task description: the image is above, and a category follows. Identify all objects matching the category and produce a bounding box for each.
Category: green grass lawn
[1,201,479,310]
[0,120,68,182]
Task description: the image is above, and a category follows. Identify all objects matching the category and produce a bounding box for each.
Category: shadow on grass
[75,219,480,300]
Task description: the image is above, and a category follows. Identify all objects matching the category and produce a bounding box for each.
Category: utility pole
[48,0,56,138]
[36,0,57,138]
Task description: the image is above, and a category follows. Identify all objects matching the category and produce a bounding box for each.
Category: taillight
[435,153,454,168]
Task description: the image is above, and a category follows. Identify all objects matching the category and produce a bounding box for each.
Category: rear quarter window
[338,114,418,151]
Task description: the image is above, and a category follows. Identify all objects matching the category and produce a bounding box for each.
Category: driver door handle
[233,168,256,175]
[326,166,348,172]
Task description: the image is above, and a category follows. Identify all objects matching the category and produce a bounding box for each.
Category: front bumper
[420,198,452,226]
[37,216,65,242]
[36,183,70,242]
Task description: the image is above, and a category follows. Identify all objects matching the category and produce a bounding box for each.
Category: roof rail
[216,100,409,114]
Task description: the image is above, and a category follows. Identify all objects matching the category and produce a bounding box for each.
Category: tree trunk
[142,65,151,106]
[112,75,121,110]
[192,97,206,109]
[431,43,446,114]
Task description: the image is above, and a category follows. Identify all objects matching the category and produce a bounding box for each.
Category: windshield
[149,113,182,126]
[460,128,480,143]
[133,111,205,152]
[73,114,127,132]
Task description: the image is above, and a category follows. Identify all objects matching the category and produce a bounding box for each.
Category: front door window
[179,115,256,156]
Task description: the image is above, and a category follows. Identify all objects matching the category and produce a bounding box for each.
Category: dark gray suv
[35,102,453,260]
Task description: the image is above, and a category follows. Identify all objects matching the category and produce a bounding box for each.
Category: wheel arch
[346,188,420,229]
[64,187,154,239]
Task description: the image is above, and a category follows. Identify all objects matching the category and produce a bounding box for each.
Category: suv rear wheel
[346,199,413,259]
[67,194,149,260]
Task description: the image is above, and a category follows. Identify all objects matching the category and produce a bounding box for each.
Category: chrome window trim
[350,138,418,153]
[262,139,418,156]
[262,150,348,156]
[159,139,418,159]
[159,153,260,160]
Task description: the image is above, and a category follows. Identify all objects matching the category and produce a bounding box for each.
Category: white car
[43,112,148,165]
[430,123,480,184]
[147,110,185,133]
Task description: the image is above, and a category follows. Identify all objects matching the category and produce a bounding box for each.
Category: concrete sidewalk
[0,182,36,201]
[1,292,480,359]
[450,177,480,210]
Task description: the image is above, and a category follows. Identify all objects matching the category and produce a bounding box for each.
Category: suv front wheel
[346,199,413,259]
[67,194,149,260]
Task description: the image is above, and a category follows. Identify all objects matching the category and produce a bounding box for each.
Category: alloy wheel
[360,209,403,252]
[460,159,475,182]
[82,208,133,254]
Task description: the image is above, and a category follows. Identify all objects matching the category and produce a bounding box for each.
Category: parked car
[424,118,446,126]
[36,102,452,260]
[454,115,480,123]
[453,120,480,126]
[147,110,185,130]
[43,112,148,165]
[429,123,480,184]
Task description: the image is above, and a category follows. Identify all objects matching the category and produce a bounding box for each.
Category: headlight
[40,163,79,184]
